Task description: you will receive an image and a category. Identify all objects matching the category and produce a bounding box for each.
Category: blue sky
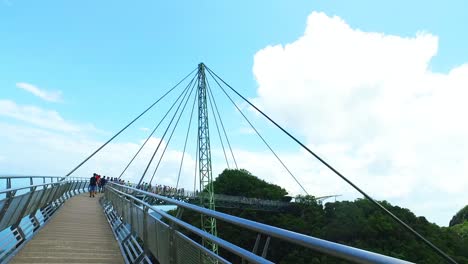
[1,0,467,143]
[1,1,468,226]
[2,1,468,118]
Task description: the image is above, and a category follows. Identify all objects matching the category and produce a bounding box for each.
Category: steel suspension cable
[118,74,197,180]
[205,66,458,264]
[137,76,196,187]
[206,70,309,195]
[63,68,197,179]
[148,78,198,186]
[206,80,230,169]
[206,78,238,169]
[176,88,198,190]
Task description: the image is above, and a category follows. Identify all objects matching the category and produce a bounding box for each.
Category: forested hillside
[450,205,468,227]
[449,205,468,242]
[182,169,468,263]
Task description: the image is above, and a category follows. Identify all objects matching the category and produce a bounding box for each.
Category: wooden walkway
[11,193,124,263]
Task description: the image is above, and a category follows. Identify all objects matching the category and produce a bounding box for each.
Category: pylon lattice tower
[197,63,218,253]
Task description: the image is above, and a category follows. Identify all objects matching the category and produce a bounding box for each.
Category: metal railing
[103,183,414,264]
[0,175,89,262]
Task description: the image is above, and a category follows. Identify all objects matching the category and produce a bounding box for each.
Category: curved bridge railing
[102,182,414,264]
[0,175,89,262]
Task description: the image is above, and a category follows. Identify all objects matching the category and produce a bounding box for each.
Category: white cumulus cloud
[16,82,63,103]
[251,12,468,225]
[0,100,99,133]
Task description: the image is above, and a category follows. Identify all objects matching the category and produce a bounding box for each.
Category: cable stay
[176,88,199,190]
[148,78,198,186]
[118,73,198,180]
[56,62,457,264]
[206,69,309,196]
[137,75,197,187]
[206,79,231,169]
[205,65,458,264]
[62,68,197,179]
[206,78,238,169]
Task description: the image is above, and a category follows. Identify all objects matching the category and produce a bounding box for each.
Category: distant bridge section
[126,183,340,211]
[135,188,291,211]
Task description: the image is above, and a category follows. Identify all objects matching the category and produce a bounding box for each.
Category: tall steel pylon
[197,63,218,253]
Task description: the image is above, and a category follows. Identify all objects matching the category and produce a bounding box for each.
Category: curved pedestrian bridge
[10,193,124,263]
[0,175,415,264]
[0,63,458,264]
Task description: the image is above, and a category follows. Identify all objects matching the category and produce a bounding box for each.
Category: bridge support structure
[197,62,218,254]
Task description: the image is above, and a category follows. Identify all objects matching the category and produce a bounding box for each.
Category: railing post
[75,181,83,195]
[29,177,34,192]
[70,179,81,195]
[168,207,184,264]
[82,180,89,194]
[73,181,79,196]
[261,236,271,258]
[65,181,74,199]
[29,185,49,220]
[12,186,37,228]
[133,204,148,264]
[0,190,17,222]
[176,207,184,219]
[60,182,68,201]
[252,233,271,258]
[51,182,66,204]
[65,181,76,199]
[6,177,12,189]
[64,181,73,198]
[75,180,82,194]
[50,183,64,206]
[252,234,261,254]
[142,205,149,256]
[40,184,59,220]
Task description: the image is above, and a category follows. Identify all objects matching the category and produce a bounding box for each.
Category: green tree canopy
[450,205,468,227]
[450,221,468,239]
[209,169,288,200]
[185,169,468,263]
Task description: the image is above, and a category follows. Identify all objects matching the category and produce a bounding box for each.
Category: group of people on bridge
[88,173,191,198]
[136,183,187,197]
[88,173,109,197]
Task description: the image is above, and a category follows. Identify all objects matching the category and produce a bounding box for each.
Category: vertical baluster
[261,236,271,258]
[142,205,149,258]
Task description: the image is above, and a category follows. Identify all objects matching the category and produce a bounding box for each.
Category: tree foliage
[450,221,468,240]
[182,169,468,263]
[450,205,468,227]
[208,169,288,200]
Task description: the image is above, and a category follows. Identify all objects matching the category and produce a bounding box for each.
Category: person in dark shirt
[89,173,97,197]
[100,176,107,193]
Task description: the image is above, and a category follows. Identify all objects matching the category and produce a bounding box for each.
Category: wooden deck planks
[10,193,124,264]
